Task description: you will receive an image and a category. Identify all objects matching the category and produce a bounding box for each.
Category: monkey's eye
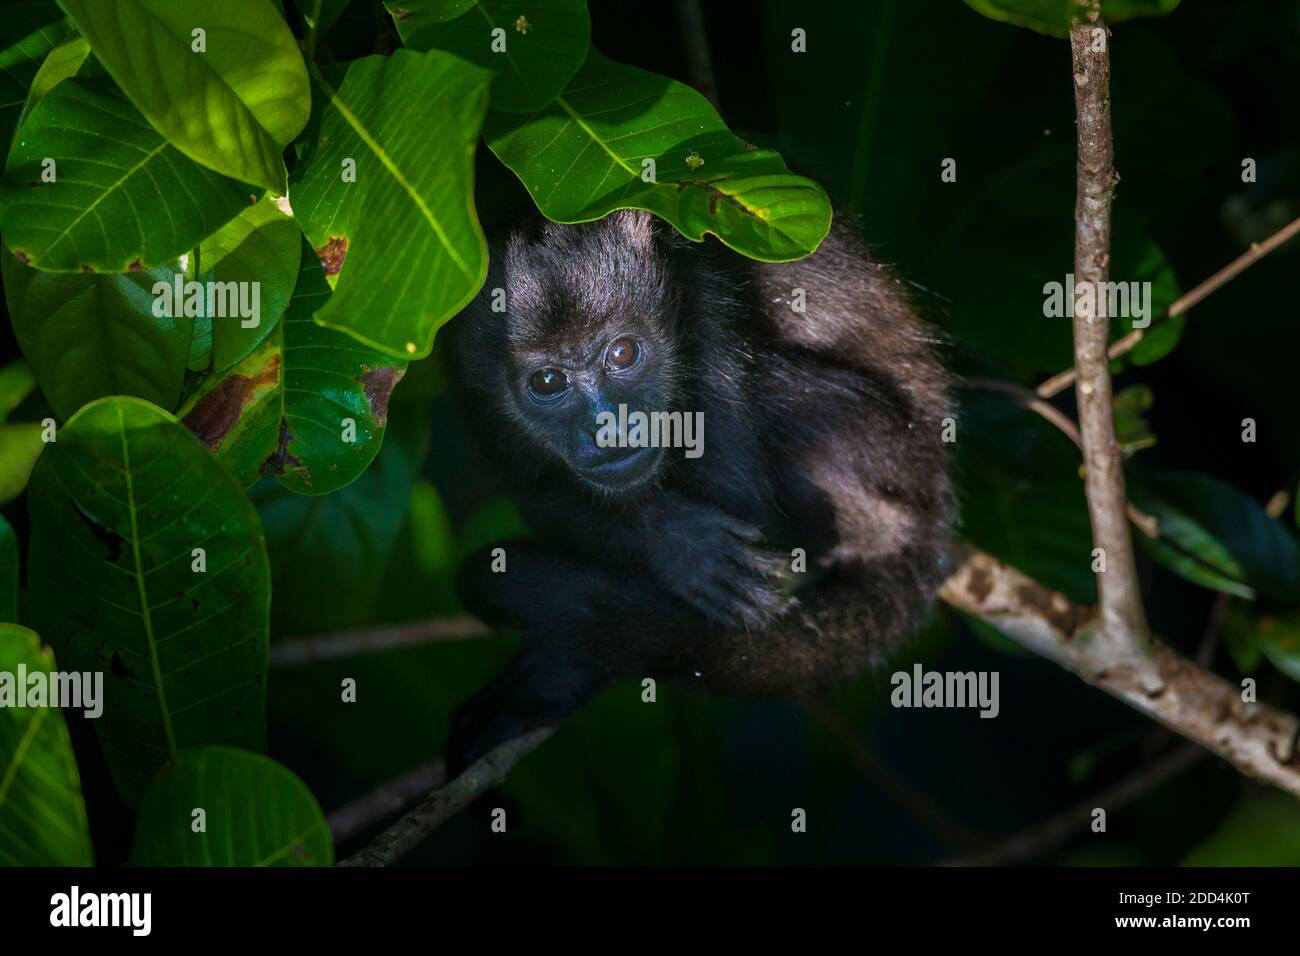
[528,367,570,398]
[606,337,640,370]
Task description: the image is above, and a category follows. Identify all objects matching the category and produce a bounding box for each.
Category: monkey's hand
[644,500,796,630]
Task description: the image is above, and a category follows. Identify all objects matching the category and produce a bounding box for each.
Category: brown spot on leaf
[183,354,281,449]
[80,264,94,273]
[13,250,30,264]
[392,6,412,18]
[359,365,405,426]
[128,259,142,272]
[316,236,348,275]
[72,501,123,563]
[262,418,304,478]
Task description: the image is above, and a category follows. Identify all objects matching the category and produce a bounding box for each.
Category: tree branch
[1037,213,1300,400]
[941,550,1300,795]
[1068,10,1151,659]
[328,758,446,845]
[271,615,491,668]
[338,728,553,866]
[942,740,1205,867]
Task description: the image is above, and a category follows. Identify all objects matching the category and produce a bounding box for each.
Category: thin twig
[1067,9,1151,656]
[339,728,554,866]
[1037,214,1300,399]
[803,699,989,851]
[271,615,492,667]
[328,759,446,845]
[942,741,1205,866]
[964,377,1158,538]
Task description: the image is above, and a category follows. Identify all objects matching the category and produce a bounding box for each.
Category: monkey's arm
[513,485,794,630]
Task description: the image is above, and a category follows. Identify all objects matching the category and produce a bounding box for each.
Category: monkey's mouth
[577,445,663,492]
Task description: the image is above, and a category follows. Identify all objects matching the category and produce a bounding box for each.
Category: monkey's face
[482,211,682,496]
[515,328,671,494]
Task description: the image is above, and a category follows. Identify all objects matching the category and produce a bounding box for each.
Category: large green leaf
[1,78,252,272]
[485,48,832,263]
[292,49,490,359]
[193,196,303,374]
[392,0,591,112]
[2,248,192,418]
[252,399,426,634]
[0,1,76,159]
[953,391,1097,604]
[130,745,332,866]
[1129,469,1300,602]
[55,0,310,193]
[179,241,407,493]
[0,517,17,622]
[26,397,270,805]
[0,623,94,865]
[963,0,1182,37]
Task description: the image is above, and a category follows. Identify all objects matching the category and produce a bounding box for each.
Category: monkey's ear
[609,208,658,250]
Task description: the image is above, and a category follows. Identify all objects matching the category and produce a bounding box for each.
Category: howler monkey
[444,208,955,769]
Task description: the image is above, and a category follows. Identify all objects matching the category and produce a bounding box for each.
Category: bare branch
[942,740,1205,867]
[271,615,491,668]
[1037,214,1300,400]
[338,728,553,866]
[1067,10,1151,656]
[328,758,446,845]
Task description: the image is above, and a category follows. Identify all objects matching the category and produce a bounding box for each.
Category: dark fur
[444,209,955,769]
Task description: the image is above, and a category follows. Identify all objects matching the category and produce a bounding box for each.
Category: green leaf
[0,360,37,421]
[2,247,192,418]
[179,240,408,493]
[1223,603,1300,685]
[954,392,1097,604]
[1129,469,1300,601]
[295,0,354,51]
[1,78,252,273]
[0,1,76,159]
[392,0,591,112]
[27,397,270,805]
[485,48,832,263]
[55,0,310,193]
[130,745,332,865]
[1183,789,1300,865]
[197,196,302,373]
[0,517,17,622]
[0,423,44,505]
[17,34,89,138]
[1113,383,1155,454]
[0,623,94,865]
[292,49,490,359]
[252,400,426,634]
[963,0,1182,37]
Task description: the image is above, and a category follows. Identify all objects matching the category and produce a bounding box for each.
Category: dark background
[8,0,1300,865]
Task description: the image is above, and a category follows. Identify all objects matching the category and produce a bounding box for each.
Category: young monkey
[444,208,955,769]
